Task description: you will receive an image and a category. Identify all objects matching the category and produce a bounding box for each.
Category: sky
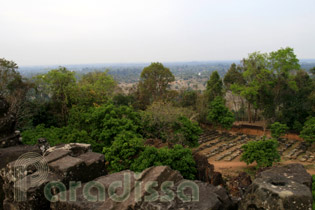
[0,0,314,66]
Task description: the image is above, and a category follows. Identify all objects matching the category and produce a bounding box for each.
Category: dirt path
[211,159,315,177]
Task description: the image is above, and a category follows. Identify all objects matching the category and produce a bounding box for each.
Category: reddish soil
[200,122,313,177]
[211,160,315,177]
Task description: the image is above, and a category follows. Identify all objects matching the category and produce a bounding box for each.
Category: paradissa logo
[44,172,199,203]
[13,152,199,204]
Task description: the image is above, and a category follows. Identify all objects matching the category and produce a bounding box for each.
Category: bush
[240,138,280,168]
[207,96,235,129]
[21,124,100,150]
[300,117,315,143]
[141,102,201,146]
[103,131,144,172]
[131,145,197,180]
[68,103,142,147]
[270,122,289,139]
[172,116,202,147]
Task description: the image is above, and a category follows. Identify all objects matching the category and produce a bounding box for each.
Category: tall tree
[206,71,223,102]
[0,58,32,127]
[137,62,175,109]
[34,67,76,125]
[75,70,118,106]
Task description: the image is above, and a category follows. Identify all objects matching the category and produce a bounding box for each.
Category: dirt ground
[200,122,315,177]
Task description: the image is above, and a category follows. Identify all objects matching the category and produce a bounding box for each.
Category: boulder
[227,172,252,204]
[0,145,41,210]
[51,166,234,210]
[1,143,106,210]
[239,164,313,210]
[193,153,225,186]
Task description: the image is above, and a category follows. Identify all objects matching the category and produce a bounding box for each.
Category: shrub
[300,117,315,143]
[68,103,142,146]
[131,145,196,180]
[172,116,202,147]
[102,131,145,172]
[207,96,235,129]
[141,102,201,147]
[21,124,99,150]
[270,122,289,139]
[240,138,280,168]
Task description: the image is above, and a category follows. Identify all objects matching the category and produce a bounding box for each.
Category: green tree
[0,58,33,128]
[75,70,118,106]
[207,96,235,129]
[241,138,280,168]
[206,71,223,102]
[300,117,315,143]
[172,116,202,147]
[34,67,76,125]
[68,103,142,147]
[103,131,145,172]
[270,122,289,139]
[223,63,245,89]
[137,62,175,109]
[131,145,197,180]
[141,101,199,145]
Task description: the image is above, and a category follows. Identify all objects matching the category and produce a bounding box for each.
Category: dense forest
[1,47,314,179]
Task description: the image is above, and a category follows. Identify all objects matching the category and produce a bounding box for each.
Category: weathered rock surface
[193,153,225,186]
[227,172,252,202]
[1,143,106,210]
[51,166,234,210]
[0,145,41,209]
[239,163,313,210]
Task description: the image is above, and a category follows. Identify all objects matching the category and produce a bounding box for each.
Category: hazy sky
[0,0,314,66]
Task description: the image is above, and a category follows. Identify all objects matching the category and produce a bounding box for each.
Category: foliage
[172,116,202,147]
[141,102,200,146]
[300,117,315,143]
[0,58,33,128]
[68,103,142,147]
[270,122,289,139]
[131,145,197,180]
[177,89,198,108]
[75,70,118,106]
[103,131,145,172]
[223,63,245,89]
[34,67,76,125]
[207,96,235,129]
[206,71,223,102]
[240,138,280,168]
[21,124,99,150]
[137,62,175,109]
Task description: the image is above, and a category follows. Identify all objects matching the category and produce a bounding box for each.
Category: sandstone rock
[1,143,106,210]
[239,164,313,210]
[0,145,41,210]
[227,172,252,204]
[193,153,225,186]
[51,166,233,210]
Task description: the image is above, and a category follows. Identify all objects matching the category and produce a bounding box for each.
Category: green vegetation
[2,46,314,182]
[240,138,280,168]
[130,145,197,180]
[207,96,235,129]
[136,62,175,109]
[141,102,201,146]
[103,131,145,172]
[270,122,289,139]
[300,117,315,143]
